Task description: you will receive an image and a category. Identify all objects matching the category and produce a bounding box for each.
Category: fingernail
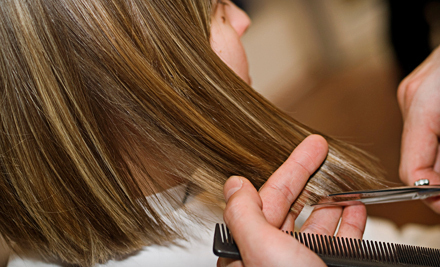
[225,176,243,202]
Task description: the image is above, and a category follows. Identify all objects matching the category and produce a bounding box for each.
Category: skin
[210,4,368,267]
[218,135,367,267]
[398,45,440,214]
[210,0,252,84]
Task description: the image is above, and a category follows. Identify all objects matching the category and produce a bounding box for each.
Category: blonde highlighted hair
[0,0,386,265]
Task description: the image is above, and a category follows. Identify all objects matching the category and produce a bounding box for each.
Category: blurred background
[235,0,440,226]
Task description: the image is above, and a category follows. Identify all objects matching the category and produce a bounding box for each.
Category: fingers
[223,176,326,267]
[398,93,440,212]
[399,108,440,185]
[300,205,367,239]
[259,134,328,228]
[397,47,440,214]
[279,211,296,233]
[223,176,264,231]
[299,206,342,236]
[336,205,367,239]
[397,45,440,115]
[222,176,274,265]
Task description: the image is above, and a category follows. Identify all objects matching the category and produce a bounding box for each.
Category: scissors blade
[311,185,440,207]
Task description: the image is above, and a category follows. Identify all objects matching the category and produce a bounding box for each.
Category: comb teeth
[213,223,241,260]
[221,223,234,245]
[288,231,440,266]
[213,224,440,266]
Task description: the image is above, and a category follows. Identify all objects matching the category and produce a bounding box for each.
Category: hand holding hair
[218,135,368,267]
[398,45,440,214]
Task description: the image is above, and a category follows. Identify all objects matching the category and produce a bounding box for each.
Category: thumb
[223,176,266,232]
[222,176,325,267]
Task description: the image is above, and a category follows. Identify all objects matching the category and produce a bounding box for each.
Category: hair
[0,0,387,265]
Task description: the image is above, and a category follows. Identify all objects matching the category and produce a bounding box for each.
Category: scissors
[311,179,440,207]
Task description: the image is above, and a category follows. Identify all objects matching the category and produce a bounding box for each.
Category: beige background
[242,0,440,226]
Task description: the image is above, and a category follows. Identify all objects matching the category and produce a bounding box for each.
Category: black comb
[213,223,440,266]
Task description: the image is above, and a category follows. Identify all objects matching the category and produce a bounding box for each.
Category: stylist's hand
[398,46,440,214]
[218,135,367,267]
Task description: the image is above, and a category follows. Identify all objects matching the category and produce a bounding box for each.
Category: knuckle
[397,80,407,105]
[264,181,296,204]
[397,76,419,109]
[341,221,364,237]
[291,158,313,177]
[405,79,420,96]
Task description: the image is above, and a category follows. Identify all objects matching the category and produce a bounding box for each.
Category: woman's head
[0,0,386,266]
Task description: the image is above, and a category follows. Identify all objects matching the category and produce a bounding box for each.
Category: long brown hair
[0,0,386,265]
